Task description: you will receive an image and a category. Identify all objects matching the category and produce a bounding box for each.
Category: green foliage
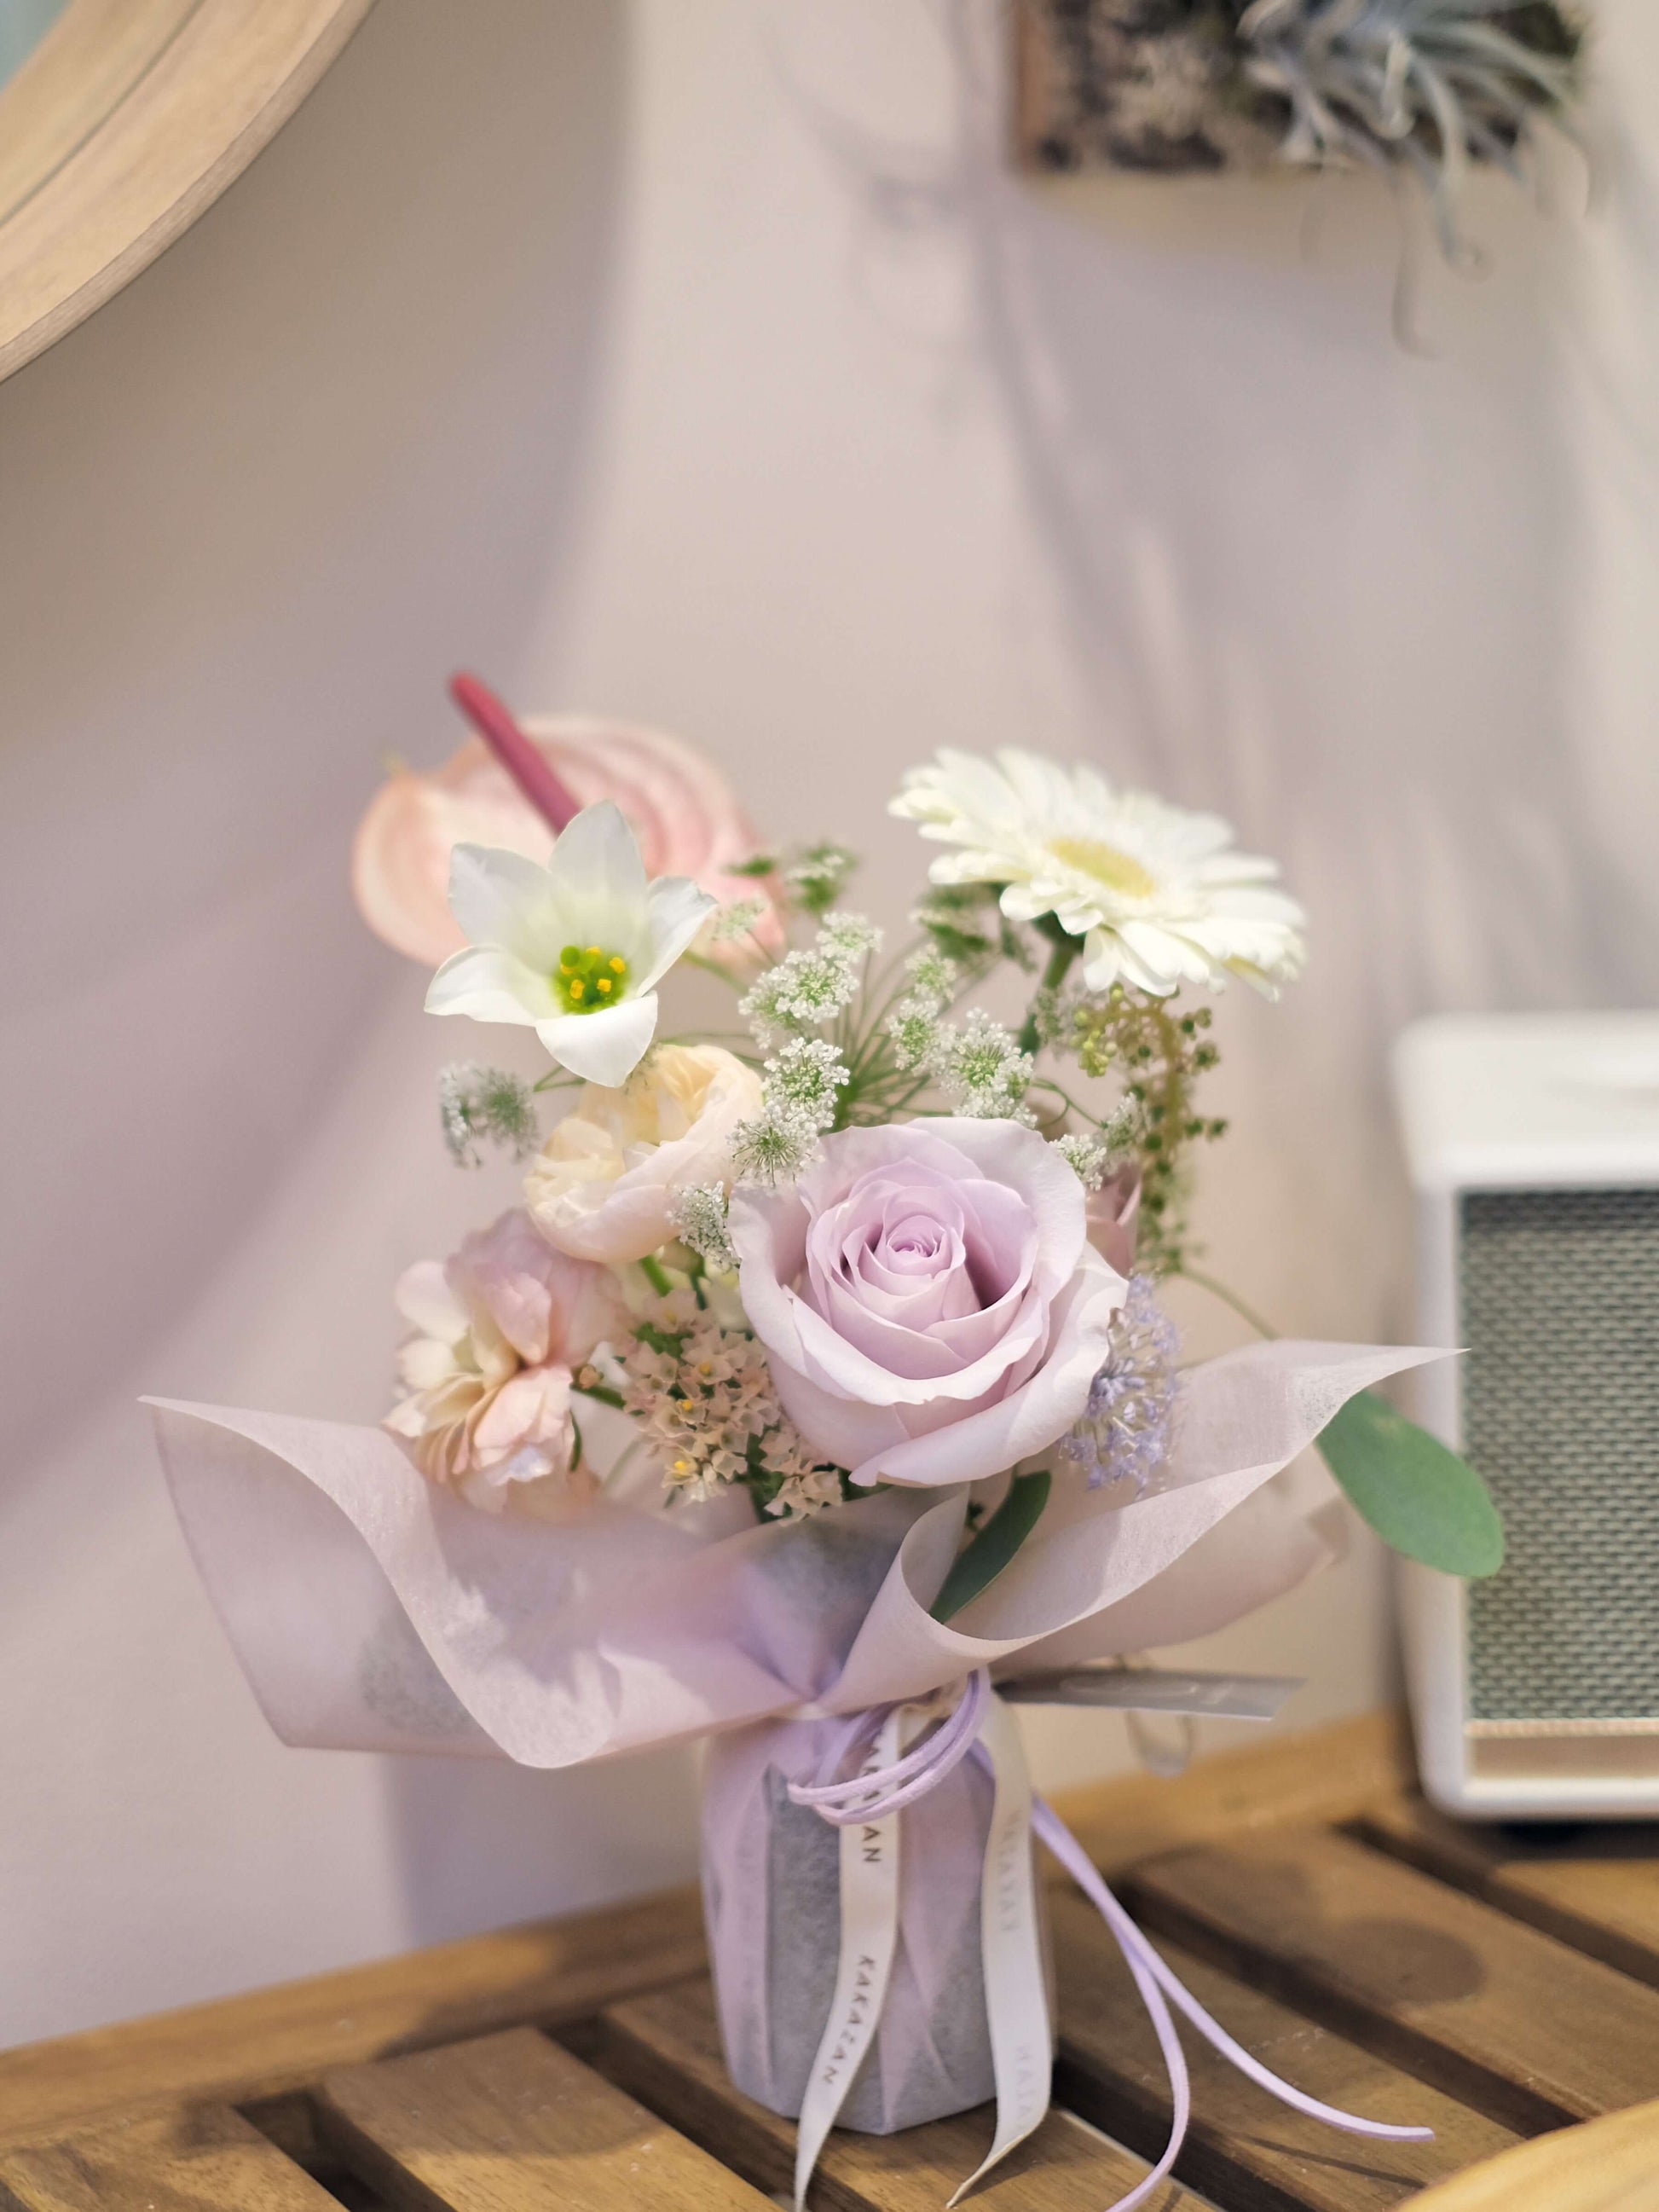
[1316,1389,1506,1578]
[913,883,1032,974]
[1064,991,1224,1273]
[786,842,859,916]
[931,1468,1052,1623]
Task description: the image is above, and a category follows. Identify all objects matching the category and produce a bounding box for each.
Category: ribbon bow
[787,1669,1431,2212]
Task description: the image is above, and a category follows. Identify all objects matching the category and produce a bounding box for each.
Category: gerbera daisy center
[556,943,629,1014]
[1045,835,1160,902]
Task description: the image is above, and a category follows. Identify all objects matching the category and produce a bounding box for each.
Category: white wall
[3,0,1656,2049]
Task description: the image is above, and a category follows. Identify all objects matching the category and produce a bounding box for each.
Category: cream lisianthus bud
[525,1045,764,1266]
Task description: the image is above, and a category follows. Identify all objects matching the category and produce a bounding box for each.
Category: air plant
[1235,0,1586,262]
[1026,0,1587,298]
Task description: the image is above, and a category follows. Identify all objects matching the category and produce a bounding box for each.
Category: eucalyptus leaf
[931,1468,1051,1624]
[1316,1390,1504,1578]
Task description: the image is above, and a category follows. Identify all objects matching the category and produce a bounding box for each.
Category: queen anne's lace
[740,950,854,1043]
[729,1102,824,1186]
[786,841,858,915]
[928,1009,1037,1124]
[667,1183,738,1272]
[738,912,879,1046]
[438,1064,539,1167]
[763,1037,848,1132]
[710,897,768,945]
[1053,1130,1112,1192]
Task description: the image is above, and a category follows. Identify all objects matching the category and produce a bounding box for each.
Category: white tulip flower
[425,801,716,1085]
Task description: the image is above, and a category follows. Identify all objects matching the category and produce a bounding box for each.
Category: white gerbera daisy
[425,800,714,1084]
[891,749,1305,997]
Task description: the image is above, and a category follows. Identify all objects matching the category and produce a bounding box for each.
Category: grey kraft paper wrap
[702,1710,1055,2133]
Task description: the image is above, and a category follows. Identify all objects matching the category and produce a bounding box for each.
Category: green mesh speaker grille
[1461,1188,1659,1723]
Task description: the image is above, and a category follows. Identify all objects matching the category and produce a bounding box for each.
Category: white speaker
[1393,1011,1659,1821]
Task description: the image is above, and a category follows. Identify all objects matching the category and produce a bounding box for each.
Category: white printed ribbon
[788,1667,1433,2212]
[789,1702,908,2207]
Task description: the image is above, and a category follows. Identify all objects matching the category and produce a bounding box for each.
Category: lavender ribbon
[789,1666,1431,2211]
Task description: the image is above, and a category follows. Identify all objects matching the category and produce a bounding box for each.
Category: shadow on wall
[768,0,1659,1339]
[0,0,679,2020]
[0,0,625,1499]
[388,1745,705,1949]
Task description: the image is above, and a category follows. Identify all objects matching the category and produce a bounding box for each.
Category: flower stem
[682,952,746,992]
[573,1379,626,1410]
[1028,1074,1101,1125]
[1175,1265,1280,1342]
[1017,938,1078,1057]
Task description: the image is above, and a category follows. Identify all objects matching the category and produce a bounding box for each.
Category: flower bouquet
[153,679,1500,2211]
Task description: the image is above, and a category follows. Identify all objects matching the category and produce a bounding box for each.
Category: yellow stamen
[552,941,631,1014]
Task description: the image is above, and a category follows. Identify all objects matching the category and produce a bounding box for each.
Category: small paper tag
[997,1668,1302,1722]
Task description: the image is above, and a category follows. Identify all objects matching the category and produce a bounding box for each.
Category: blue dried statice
[1061,1275,1178,1493]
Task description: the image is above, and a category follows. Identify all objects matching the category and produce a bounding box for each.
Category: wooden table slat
[318,2024,770,2210]
[1354,1798,1659,1991]
[1121,1827,1659,2134]
[0,2100,339,2212]
[9,1715,1659,2211]
[0,1716,1404,2157]
[590,1974,1212,2212]
[1050,1892,1520,2212]
[0,1886,706,2151]
[1047,1710,1414,1880]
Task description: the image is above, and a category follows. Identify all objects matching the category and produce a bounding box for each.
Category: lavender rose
[729,1120,1126,1488]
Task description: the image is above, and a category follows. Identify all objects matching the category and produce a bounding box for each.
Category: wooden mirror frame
[0,0,377,384]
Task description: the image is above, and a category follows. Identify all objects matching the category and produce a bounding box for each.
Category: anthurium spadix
[425,800,716,1085]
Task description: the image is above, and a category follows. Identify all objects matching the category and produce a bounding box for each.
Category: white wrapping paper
[149,1340,1440,1766]
[150,1338,1442,2165]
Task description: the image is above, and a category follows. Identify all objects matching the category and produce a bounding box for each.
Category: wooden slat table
[4,1712,1659,2211]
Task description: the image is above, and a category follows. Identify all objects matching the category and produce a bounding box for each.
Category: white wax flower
[425,800,715,1085]
[892,748,1305,997]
